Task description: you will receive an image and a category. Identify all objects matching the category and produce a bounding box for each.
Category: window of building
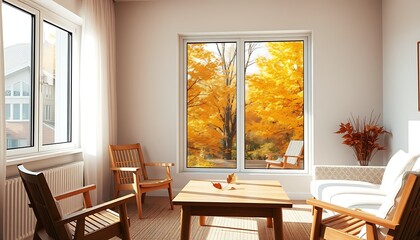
[2,0,80,157]
[180,33,311,172]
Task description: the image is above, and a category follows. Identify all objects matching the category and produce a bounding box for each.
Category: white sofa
[310,150,420,215]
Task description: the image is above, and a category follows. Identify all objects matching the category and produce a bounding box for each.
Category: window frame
[3,0,81,161]
[179,32,313,174]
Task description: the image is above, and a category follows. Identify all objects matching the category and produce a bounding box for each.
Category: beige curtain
[80,0,117,204]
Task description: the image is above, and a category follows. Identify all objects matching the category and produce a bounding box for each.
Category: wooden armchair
[109,143,174,218]
[307,172,420,240]
[265,140,304,169]
[18,164,135,240]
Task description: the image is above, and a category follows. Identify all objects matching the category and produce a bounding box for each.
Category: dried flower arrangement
[335,113,390,166]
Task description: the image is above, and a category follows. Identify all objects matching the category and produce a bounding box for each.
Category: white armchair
[310,150,420,215]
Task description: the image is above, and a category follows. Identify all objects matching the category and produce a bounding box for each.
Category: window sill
[6,148,83,166]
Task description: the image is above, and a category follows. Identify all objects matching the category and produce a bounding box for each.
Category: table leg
[266,217,273,228]
[180,206,192,240]
[199,216,206,226]
[273,208,284,240]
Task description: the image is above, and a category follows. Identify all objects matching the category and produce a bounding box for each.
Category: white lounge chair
[265,140,304,169]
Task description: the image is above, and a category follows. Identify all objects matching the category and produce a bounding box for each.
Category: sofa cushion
[358,170,419,240]
[310,179,380,200]
[329,192,387,215]
[380,150,415,192]
[310,180,385,214]
[412,156,420,171]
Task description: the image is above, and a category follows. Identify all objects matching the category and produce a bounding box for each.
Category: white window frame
[3,0,81,162]
[179,31,313,174]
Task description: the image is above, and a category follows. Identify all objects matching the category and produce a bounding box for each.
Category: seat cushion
[311,180,385,215]
[380,150,416,192]
[310,179,380,200]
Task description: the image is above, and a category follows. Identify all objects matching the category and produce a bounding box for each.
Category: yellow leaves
[245,41,304,158]
[227,173,237,184]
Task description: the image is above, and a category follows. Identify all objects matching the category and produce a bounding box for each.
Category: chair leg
[310,206,323,240]
[135,192,143,219]
[119,204,131,240]
[114,186,120,199]
[168,183,174,210]
[141,193,146,204]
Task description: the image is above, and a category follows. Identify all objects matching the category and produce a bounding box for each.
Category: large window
[2,0,79,156]
[181,33,311,172]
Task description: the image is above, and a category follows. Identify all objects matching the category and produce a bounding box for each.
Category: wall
[382,0,420,156]
[53,0,81,15]
[114,0,383,199]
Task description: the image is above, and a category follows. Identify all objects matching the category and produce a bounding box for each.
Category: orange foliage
[187,41,304,166]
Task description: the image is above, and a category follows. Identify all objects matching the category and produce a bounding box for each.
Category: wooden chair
[265,140,304,169]
[306,172,420,240]
[109,143,174,218]
[17,164,135,240]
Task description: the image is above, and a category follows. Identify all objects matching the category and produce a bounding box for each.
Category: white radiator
[5,161,84,240]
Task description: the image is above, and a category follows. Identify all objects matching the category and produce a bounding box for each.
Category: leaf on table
[229,186,236,190]
[211,182,222,189]
[227,173,237,184]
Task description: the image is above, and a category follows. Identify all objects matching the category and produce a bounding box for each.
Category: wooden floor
[117,196,313,240]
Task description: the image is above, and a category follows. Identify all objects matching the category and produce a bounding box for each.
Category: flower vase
[358,159,369,166]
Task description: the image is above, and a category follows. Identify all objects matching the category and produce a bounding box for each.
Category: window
[181,33,311,172]
[2,0,80,157]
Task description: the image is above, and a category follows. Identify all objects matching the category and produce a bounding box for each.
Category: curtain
[80,0,117,204]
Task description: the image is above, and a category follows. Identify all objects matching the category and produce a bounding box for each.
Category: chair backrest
[284,140,304,165]
[386,171,420,239]
[17,164,70,240]
[109,143,149,181]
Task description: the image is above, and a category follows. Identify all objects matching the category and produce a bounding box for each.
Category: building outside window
[2,0,79,156]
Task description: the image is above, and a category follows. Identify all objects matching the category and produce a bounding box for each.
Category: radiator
[5,161,84,240]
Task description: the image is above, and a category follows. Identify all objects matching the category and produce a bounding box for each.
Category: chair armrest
[306,198,396,230]
[54,184,96,201]
[58,193,136,225]
[313,165,386,184]
[110,167,141,172]
[144,162,174,167]
[144,162,174,179]
[284,155,303,158]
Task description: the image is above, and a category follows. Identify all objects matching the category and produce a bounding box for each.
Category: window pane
[22,82,30,96]
[5,104,11,120]
[186,42,237,168]
[244,41,304,169]
[42,21,72,145]
[13,82,21,96]
[2,2,34,149]
[22,103,30,120]
[13,104,20,120]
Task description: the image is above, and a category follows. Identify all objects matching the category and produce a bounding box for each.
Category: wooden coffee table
[173,179,292,240]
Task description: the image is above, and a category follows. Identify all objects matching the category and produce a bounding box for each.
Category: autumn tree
[245,41,304,159]
[187,41,303,166]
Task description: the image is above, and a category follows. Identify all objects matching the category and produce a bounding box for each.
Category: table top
[173,179,292,208]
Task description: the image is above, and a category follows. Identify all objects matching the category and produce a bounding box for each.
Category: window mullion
[236,39,245,171]
[34,10,41,152]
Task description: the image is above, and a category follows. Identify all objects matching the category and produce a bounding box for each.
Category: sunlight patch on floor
[204,217,260,240]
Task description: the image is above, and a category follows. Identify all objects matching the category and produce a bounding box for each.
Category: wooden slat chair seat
[109,143,175,218]
[266,140,304,169]
[307,171,420,240]
[18,164,135,240]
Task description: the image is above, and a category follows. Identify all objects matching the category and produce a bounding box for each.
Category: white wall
[114,0,383,199]
[382,0,420,157]
[53,0,81,15]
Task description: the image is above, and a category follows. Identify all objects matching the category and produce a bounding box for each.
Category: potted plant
[335,113,390,166]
